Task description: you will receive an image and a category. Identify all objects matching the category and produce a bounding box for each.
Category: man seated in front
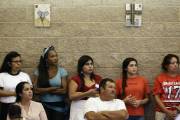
[84,78,128,120]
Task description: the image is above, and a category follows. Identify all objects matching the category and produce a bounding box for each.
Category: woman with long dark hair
[153,54,180,120]
[116,57,150,120]
[33,46,68,120]
[0,51,32,120]
[69,55,102,120]
[7,82,47,120]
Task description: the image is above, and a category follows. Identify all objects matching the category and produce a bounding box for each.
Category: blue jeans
[128,116,144,120]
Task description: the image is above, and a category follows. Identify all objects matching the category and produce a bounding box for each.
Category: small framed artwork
[34,4,50,27]
[125,3,142,27]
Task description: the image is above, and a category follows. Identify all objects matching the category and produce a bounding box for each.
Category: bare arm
[155,94,169,112]
[134,94,149,108]
[85,110,128,120]
[154,94,176,119]
[34,87,58,94]
[69,80,98,101]
[100,110,128,120]
[175,106,180,111]
[51,76,67,94]
[0,89,16,97]
[32,75,58,94]
[136,79,150,106]
[85,111,109,120]
[141,94,149,104]
[124,93,149,108]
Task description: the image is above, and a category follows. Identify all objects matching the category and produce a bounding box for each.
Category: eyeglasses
[11,60,23,63]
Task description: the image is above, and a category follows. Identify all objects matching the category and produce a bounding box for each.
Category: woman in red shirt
[68,55,102,120]
[116,57,150,120]
[153,54,180,120]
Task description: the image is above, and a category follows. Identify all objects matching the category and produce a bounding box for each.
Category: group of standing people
[0,46,179,120]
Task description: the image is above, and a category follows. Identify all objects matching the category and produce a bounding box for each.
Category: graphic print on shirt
[162,81,180,103]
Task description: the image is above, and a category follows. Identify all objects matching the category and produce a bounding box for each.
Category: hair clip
[41,45,54,58]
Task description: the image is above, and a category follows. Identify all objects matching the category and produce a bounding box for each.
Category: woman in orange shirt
[116,57,150,120]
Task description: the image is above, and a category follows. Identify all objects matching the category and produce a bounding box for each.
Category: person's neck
[20,99,31,113]
[84,74,91,79]
[100,95,112,101]
[10,70,20,75]
[49,65,57,69]
[20,99,31,107]
[166,71,177,77]
[128,74,137,78]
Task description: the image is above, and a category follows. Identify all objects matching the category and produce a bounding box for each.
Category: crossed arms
[85,109,128,120]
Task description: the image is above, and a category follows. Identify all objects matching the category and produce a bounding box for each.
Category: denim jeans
[128,116,144,120]
[42,102,66,120]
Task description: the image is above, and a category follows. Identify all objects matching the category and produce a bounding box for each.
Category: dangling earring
[81,71,83,74]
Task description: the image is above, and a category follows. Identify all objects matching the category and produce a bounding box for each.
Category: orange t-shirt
[153,72,180,112]
[116,76,150,116]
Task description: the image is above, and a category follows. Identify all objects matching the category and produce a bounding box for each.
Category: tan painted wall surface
[0,0,180,119]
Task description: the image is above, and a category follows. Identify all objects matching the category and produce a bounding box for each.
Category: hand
[124,94,137,106]
[87,89,99,97]
[133,100,142,108]
[48,87,59,91]
[12,91,16,96]
[165,110,177,120]
[175,106,180,111]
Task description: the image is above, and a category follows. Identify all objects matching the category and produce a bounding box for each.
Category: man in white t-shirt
[84,78,128,120]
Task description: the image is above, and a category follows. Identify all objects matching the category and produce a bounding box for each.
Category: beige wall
[0,0,180,83]
[0,0,180,82]
[0,0,180,119]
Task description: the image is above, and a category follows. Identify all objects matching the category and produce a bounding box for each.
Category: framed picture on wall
[34,4,50,27]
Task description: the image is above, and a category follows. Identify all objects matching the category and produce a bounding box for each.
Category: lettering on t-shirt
[162,81,180,102]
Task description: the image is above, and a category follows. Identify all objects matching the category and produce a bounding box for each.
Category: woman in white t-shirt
[0,51,32,120]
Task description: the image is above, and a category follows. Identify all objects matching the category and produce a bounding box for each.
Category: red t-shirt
[71,74,102,100]
[116,76,150,116]
[153,72,180,111]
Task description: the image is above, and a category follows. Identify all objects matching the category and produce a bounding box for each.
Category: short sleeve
[94,75,102,84]
[24,73,32,85]
[59,68,68,77]
[144,78,150,94]
[115,99,126,110]
[84,98,97,114]
[0,74,4,87]
[153,76,163,95]
[115,80,122,98]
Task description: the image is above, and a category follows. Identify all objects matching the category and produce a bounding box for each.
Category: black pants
[42,103,65,120]
[0,102,13,120]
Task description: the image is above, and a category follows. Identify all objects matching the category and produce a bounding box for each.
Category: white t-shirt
[84,97,127,118]
[0,72,32,103]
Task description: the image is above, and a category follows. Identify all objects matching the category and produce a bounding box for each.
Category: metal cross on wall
[126,3,142,26]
